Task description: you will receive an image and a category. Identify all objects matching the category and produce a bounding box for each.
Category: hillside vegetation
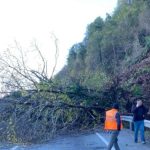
[56,0,150,106]
[0,0,150,143]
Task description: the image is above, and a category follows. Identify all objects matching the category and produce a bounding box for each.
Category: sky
[0,0,118,75]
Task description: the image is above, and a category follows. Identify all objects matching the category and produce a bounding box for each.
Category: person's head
[112,102,119,110]
[137,99,143,106]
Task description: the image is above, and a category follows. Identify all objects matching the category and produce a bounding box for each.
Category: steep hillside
[119,52,150,105]
[56,0,150,107]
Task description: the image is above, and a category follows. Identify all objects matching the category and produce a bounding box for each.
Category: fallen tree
[0,39,106,143]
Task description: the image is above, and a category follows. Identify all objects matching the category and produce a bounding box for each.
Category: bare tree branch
[0,36,58,93]
[50,33,59,80]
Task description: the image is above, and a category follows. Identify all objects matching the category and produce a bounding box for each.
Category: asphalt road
[0,129,150,150]
[0,133,106,150]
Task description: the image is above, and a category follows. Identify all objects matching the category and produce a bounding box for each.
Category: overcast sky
[0,0,118,75]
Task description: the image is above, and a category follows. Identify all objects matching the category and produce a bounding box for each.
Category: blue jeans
[134,120,145,142]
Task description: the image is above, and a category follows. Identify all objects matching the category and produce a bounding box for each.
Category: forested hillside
[56,0,150,106]
[0,0,150,143]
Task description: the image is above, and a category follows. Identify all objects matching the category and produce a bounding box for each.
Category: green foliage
[140,67,150,73]
[37,82,50,91]
[82,71,109,89]
[131,84,143,96]
[134,66,150,78]
[11,91,22,98]
[86,17,104,37]
[145,36,150,49]
[56,0,150,100]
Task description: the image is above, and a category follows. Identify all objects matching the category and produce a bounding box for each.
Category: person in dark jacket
[131,99,149,144]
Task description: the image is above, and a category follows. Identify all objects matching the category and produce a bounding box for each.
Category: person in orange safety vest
[104,103,123,150]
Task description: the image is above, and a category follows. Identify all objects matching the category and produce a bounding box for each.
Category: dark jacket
[131,105,148,122]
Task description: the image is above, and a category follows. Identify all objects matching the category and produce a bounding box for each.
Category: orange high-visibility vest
[104,108,123,130]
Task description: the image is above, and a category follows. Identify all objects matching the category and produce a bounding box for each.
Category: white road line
[96,132,115,150]
[10,146,19,150]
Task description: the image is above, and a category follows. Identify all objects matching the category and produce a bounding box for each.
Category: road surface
[0,129,149,150]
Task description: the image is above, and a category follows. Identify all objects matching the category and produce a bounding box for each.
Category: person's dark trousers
[107,130,120,150]
[134,120,145,143]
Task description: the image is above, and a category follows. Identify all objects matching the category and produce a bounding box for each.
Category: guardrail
[121,116,150,130]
